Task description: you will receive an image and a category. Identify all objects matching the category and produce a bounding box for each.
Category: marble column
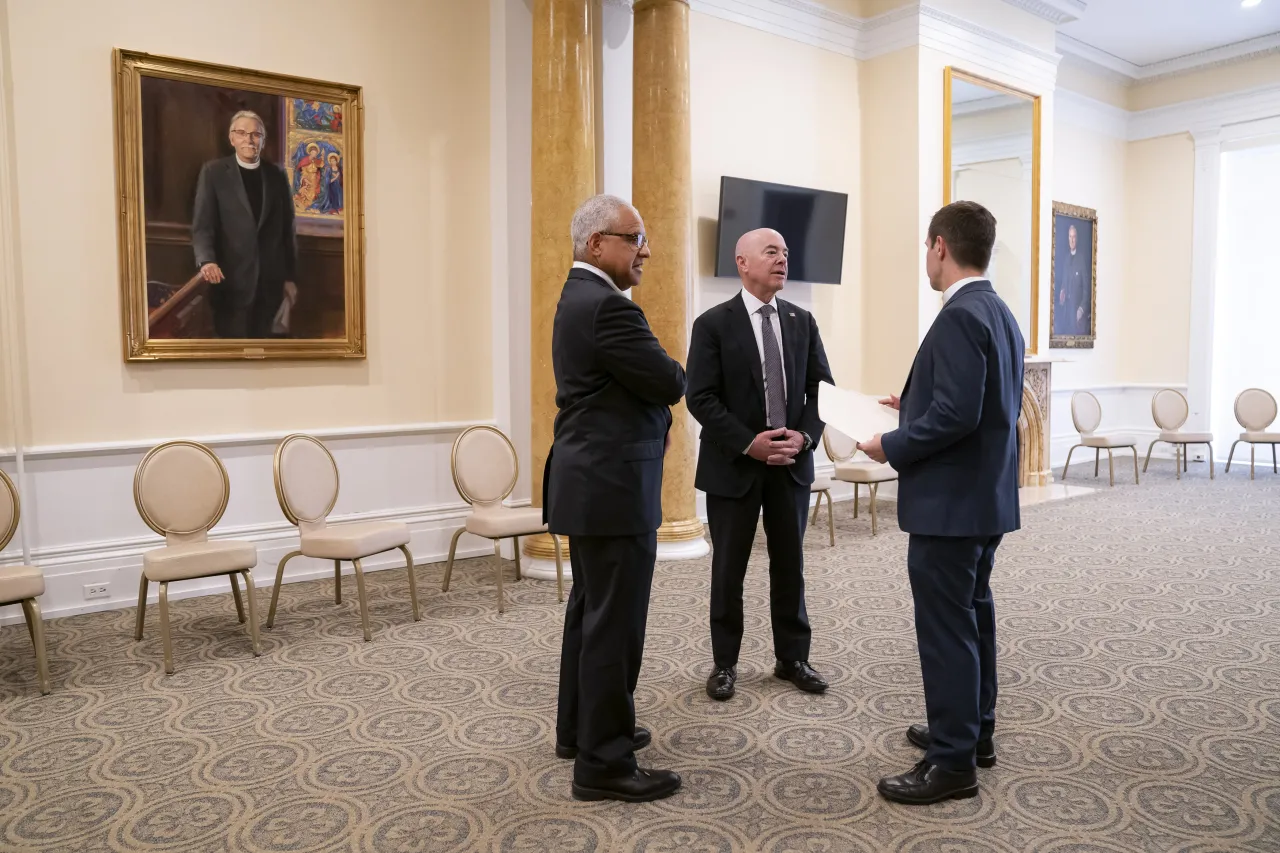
[523,0,596,577]
[631,0,708,560]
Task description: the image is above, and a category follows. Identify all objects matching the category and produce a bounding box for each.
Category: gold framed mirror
[943,67,1041,354]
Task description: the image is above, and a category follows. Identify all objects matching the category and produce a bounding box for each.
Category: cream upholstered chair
[444,425,563,613]
[1144,388,1215,480]
[808,476,836,546]
[133,441,260,674]
[1062,391,1139,486]
[0,470,50,695]
[1225,388,1279,480]
[823,428,897,536]
[266,434,420,642]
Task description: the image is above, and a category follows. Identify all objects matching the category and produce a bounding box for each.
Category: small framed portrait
[113,50,365,361]
[1049,202,1097,349]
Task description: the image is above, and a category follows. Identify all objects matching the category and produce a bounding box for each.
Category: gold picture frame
[113,49,365,361]
[1049,201,1098,349]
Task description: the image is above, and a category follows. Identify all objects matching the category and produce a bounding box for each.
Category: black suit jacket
[881,280,1024,537]
[192,156,297,309]
[544,269,687,537]
[687,293,832,498]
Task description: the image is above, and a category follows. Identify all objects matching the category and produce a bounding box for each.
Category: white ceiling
[1059,0,1280,68]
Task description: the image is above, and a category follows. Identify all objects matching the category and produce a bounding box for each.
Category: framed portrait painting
[113,50,365,361]
[1049,202,1097,349]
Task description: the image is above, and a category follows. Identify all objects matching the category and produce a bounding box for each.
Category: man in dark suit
[1056,224,1090,336]
[192,110,298,339]
[548,194,687,803]
[686,228,834,703]
[859,201,1024,804]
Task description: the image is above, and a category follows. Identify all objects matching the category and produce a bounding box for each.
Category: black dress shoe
[877,760,978,805]
[906,724,996,768]
[774,660,828,693]
[572,767,682,803]
[556,727,651,760]
[706,666,736,701]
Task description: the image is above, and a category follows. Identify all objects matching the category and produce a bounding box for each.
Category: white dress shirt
[740,288,786,403]
[572,261,623,294]
[941,275,985,304]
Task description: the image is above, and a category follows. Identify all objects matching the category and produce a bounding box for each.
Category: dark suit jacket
[687,293,833,498]
[544,268,687,538]
[1062,250,1090,335]
[881,280,1024,537]
[192,156,297,309]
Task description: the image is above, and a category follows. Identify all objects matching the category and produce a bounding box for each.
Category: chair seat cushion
[1242,431,1280,442]
[810,477,835,492]
[301,521,410,560]
[832,461,898,483]
[0,565,45,604]
[465,506,548,539]
[1160,431,1214,443]
[1082,434,1137,448]
[143,540,257,582]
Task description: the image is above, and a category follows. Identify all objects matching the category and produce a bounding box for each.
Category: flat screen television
[714,177,848,284]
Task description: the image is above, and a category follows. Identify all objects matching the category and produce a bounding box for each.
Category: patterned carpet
[1,460,1278,853]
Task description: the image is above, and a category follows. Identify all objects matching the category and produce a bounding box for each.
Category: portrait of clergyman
[114,51,365,360]
[1049,202,1097,349]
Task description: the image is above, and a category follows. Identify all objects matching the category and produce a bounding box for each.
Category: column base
[656,518,709,561]
[521,532,566,582]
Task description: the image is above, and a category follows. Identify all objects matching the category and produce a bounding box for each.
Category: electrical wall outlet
[83,583,110,600]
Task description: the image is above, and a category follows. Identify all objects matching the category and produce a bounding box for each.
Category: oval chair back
[451,426,519,509]
[1071,391,1102,435]
[1151,388,1189,432]
[274,434,340,531]
[134,441,230,544]
[822,428,858,464]
[1235,388,1278,433]
[0,469,18,552]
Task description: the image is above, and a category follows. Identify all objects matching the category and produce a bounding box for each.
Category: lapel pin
[788,312,795,317]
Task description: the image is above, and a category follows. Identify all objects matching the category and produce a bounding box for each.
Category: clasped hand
[748,428,804,466]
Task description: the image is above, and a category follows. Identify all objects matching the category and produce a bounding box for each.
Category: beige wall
[1056,61,1130,110]
[1131,54,1280,112]
[690,12,864,390]
[3,0,492,446]
[1122,134,1194,385]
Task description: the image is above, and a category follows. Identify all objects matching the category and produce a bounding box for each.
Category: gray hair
[571,194,635,259]
[229,110,266,136]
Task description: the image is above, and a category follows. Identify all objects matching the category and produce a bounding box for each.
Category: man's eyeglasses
[231,130,266,141]
[601,231,648,249]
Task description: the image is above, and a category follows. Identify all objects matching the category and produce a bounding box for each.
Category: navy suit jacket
[881,280,1024,537]
[543,268,687,537]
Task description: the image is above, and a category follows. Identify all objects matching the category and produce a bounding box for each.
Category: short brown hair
[927,201,996,271]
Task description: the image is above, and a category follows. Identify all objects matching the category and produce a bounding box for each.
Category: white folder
[817,381,900,443]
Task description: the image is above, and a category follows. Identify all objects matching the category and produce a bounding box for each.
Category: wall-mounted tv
[714,176,848,284]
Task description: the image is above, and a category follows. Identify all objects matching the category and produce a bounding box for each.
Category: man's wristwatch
[800,432,814,452]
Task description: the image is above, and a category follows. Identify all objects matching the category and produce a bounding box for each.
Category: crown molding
[919,5,1059,91]
[952,131,1033,167]
[688,0,861,57]
[1129,82,1280,141]
[1058,31,1280,85]
[999,0,1085,26]
[951,93,1025,116]
[1055,88,1129,140]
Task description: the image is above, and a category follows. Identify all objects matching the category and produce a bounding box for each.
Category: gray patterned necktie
[759,304,786,429]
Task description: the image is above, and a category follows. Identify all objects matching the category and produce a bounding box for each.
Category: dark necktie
[759,304,786,429]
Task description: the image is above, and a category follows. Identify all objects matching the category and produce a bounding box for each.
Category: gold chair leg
[1132,447,1140,484]
[1251,444,1256,480]
[1273,443,1277,474]
[1143,440,1158,473]
[1184,445,1189,472]
[552,534,565,603]
[158,582,174,675]
[1226,440,1240,473]
[229,572,246,623]
[442,527,465,592]
[20,599,51,695]
[241,570,262,656]
[134,573,149,640]
[1062,445,1080,480]
[334,560,342,605]
[826,490,835,547]
[853,484,859,519]
[1176,445,1181,480]
[513,536,522,581]
[352,557,372,642]
[810,494,821,525]
[400,545,421,621]
[1208,444,1215,480]
[1107,448,1115,486]
[1094,449,1100,477]
[870,483,879,536]
[265,550,301,629]
[495,540,505,615]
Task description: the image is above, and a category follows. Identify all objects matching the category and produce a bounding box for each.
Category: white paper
[271,298,292,335]
[818,382,900,443]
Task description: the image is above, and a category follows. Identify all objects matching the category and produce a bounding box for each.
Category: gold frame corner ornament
[942,66,1042,355]
[113,49,366,362]
[1048,200,1099,350]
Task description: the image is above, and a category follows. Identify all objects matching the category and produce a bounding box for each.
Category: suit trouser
[555,532,656,783]
[707,465,811,669]
[211,278,284,339]
[907,533,1002,771]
